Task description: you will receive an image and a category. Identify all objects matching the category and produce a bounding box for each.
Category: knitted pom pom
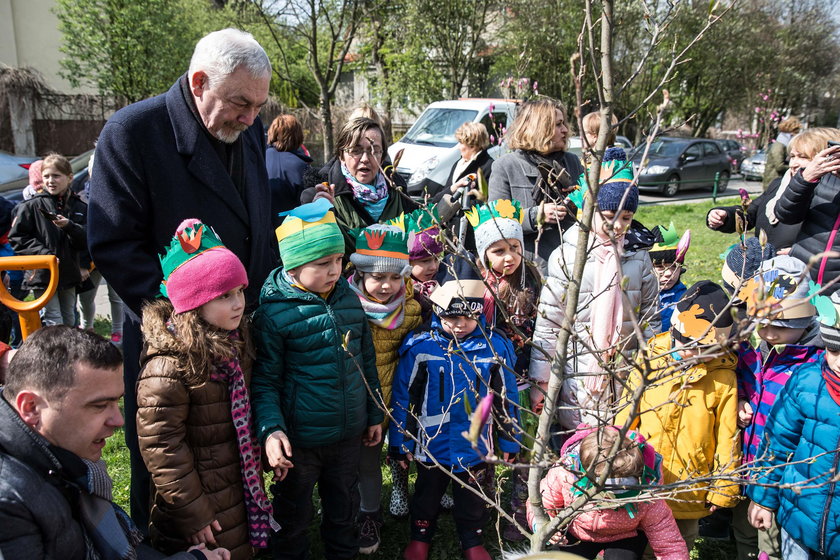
[602,147,627,163]
[175,218,202,235]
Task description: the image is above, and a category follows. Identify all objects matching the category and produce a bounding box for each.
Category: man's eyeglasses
[344,146,383,159]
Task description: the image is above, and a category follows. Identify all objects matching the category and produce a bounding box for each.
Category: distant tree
[55,0,203,104]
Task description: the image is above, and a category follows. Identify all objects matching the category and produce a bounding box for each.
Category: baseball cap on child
[349,224,411,275]
[738,255,816,329]
[465,199,524,265]
[594,147,638,213]
[721,237,776,292]
[389,206,444,260]
[671,280,734,345]
[818,292,840,351]
[159,218,248,313]
[430,256,485,318]
[276,198,345,271]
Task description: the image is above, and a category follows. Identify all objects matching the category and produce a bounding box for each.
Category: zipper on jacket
[439,366,444,404]
[818,433,840,555]
[323,299,348,440]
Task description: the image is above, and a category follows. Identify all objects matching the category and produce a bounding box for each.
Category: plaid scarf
[212,333,280,547]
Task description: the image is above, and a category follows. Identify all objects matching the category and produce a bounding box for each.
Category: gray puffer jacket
[530,225,660,429]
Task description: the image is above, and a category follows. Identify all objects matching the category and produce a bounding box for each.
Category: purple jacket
[736,339,823,464]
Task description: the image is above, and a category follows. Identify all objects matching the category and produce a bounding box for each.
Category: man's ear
[191,71,209,97]
[15,390,45,429]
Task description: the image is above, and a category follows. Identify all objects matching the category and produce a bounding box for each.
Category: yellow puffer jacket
[370,281,422,423]
[614,332,742,519]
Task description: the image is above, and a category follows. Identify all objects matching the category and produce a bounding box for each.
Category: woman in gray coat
[488,98,584,272]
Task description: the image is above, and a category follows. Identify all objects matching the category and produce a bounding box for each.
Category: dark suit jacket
[88,77,278,316]
[442,149,495,191]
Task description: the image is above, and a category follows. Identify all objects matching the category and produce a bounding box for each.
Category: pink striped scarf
[588,242,623,392]
[212,333,280,547]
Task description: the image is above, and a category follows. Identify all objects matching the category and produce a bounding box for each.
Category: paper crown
[389,206,441,233]
[671,280,733,345]
[814,288,840,351]
[464,199,524,229]
[349,224,411,274]
[737,257,816,323]
[276,198,345,270]
[160,220,226,295]
[650,223,691,264]
[429,256,485,317]
[388,206,445,259]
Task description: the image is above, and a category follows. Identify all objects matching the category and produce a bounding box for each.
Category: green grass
[101,198,743,557]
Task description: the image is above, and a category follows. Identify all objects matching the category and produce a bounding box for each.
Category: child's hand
[52,215,70,228]
[738,400,754,428]
[748,501,774,530]
[265,430,294,481]
[189,519,221,546]
[502,452,517,463]
[363,424,382,447]
[530,384,546,414]
[188,543,231,560]
[397,452,414,470]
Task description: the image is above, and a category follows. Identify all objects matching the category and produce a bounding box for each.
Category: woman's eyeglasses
[344,146,383,159]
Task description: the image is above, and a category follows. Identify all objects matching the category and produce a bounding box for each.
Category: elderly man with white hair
[88,28,278,530]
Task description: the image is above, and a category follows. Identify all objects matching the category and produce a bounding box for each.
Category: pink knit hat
[28,160,43,187]
[159,219,248,313]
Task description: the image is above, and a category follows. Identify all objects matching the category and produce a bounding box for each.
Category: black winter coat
[706,176,801,250]
[88,75,278,316]
[9,191,87,289]
[266,146,312,224]
[441,149,495,191]
[776,170,840,293]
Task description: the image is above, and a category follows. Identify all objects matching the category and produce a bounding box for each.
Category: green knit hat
[276,199,345,270]
[349,224,411,275]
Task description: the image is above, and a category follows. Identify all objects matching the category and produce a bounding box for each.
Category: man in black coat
[88,28,277,529]
[0,326,228,560]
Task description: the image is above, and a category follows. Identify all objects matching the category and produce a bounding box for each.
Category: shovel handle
[0,255,59,339]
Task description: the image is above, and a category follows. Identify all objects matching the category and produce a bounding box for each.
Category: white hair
[188,28,271,87]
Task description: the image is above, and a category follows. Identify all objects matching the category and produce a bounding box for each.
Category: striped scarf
[823,358,840,407]
[349,273,406,329]
[212,334,280,547]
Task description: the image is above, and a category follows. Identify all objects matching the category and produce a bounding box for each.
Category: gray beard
[214,128,243,144]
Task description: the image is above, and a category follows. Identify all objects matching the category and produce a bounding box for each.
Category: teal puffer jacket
[251,268,383,448]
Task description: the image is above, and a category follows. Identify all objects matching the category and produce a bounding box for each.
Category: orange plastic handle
[0,255,59,339]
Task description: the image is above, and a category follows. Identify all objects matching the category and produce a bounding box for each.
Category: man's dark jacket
[88,77,278,315]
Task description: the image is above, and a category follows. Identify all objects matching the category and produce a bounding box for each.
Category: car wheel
[662,174,680,197]
[716,171,730,193]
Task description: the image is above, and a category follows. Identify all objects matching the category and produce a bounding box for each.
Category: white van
[388,99,518,197]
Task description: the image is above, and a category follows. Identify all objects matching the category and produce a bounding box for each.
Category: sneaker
[359,510,382,554]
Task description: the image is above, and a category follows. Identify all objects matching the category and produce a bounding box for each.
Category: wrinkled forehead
[214,68,270,100]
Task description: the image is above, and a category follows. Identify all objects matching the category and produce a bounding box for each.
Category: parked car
[0,151,38,184]
[631,137,731,197]
[388,99,518,197]
[715,139,747,173]
[740,149,766,181]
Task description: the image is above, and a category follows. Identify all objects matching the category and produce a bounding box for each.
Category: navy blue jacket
[265,146,312,225]
[88,76,278,315]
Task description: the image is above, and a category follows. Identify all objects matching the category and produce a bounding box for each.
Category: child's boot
[358,509,383,554]
[389,459,410,518]
[462,545,491,560]
[403,540,430,560]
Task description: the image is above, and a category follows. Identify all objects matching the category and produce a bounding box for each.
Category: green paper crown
[389,206,441,234]
[352,225,410,259]
[159,220,224,298]
[464,199,523,229]
[809,281,840,327]
[651,222,680,252]
[572,152,635,210]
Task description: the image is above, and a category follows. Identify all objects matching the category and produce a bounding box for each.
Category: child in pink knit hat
[136,219,277,559]
[528,426,688,560]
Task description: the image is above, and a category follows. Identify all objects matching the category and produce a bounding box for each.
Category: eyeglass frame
[343,146,384,160]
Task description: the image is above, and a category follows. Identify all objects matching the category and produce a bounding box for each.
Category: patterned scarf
[822,358,840,407]
[349,272,406,329]
[588,240,624,392]
[341,162,389,220]
[211,332,280,547]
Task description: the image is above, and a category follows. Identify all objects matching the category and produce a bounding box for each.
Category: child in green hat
[250,199,384,558]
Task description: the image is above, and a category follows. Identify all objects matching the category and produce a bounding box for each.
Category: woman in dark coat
[265,114,312,224]
[301,117,417,255]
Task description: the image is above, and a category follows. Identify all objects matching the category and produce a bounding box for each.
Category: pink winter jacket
[526,428,688,560]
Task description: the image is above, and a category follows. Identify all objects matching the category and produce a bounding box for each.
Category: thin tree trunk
[8,91,36,155]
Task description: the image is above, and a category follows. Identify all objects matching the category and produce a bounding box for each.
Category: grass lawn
[101,197,742,558]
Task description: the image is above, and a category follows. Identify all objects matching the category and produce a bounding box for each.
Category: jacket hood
[648,331,737,383]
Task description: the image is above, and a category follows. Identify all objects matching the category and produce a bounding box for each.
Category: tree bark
[7,91,36,155]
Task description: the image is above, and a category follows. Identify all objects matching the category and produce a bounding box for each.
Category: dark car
[716,139,746,173]
[632,137,731,197]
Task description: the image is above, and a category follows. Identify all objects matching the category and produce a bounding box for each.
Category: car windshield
[401,108,478,148]
[647,140,685,157]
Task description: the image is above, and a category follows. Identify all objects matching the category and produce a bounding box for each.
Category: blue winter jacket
[747,356,840,557]
[388,317,521,471]
[658,280,686,333]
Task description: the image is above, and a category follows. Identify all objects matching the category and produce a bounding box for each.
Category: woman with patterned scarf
[136,219,277,560]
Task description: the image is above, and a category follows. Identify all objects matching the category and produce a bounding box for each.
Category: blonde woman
[488,98,584,271]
